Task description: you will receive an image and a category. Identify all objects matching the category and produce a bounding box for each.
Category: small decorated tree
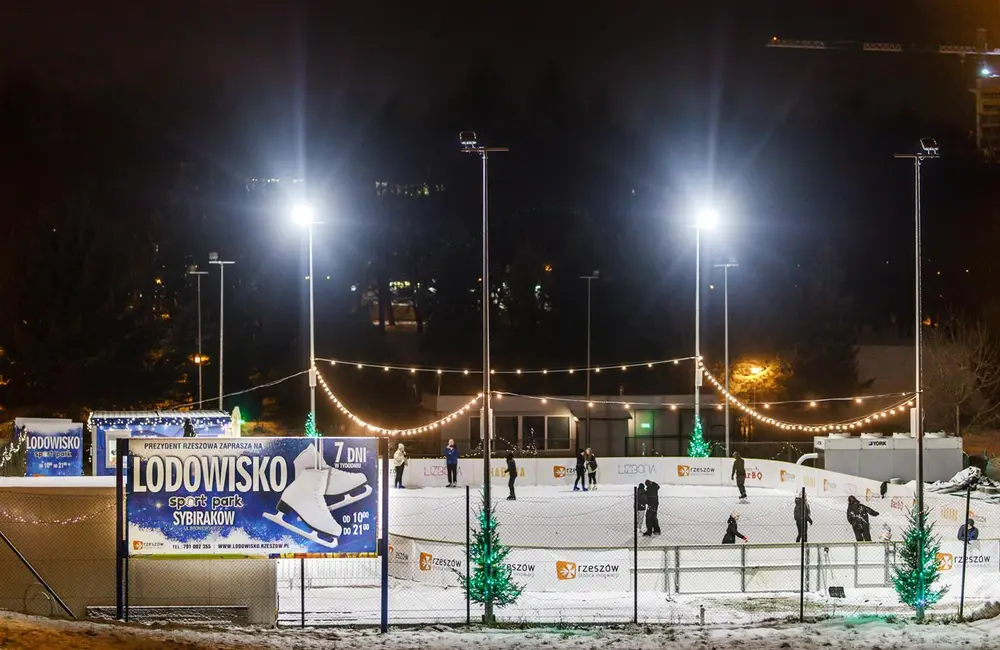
[892,503,946,621]
[304,411,318,437]
[687,414,710,457]
[463,492,522,621]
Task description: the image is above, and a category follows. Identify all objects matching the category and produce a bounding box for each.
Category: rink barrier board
[392,457,1000,539]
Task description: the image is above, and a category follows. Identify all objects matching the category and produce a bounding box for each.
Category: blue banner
[93,414,232,476]
[126,437,378,558]
[26,424,84,476]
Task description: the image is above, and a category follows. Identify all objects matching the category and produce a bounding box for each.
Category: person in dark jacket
[847,495,879,541]
[573,449,588,491]
[958,518,979,542]
[636,483,648,529]
[794,495,813,543]
[585,448,598,490]
[504,452,517,501]
[642,480,661,536]
[443,439,460,487]
[722,512,747,544]
[731,452,747,500]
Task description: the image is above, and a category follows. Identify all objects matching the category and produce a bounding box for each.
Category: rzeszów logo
[556,560,619,580]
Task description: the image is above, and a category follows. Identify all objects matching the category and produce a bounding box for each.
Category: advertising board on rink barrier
[126,437,378,558]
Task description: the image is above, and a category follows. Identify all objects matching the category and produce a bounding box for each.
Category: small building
[813,431,962,483]
[421,393,724,458]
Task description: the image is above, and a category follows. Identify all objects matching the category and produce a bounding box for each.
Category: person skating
[585,448,598,490]
[642,479,661,536]
[731,452,747,500]
[958,518,979,542]
[846,495,879,541]
[794,494,813,543]
[504,451,517,500]
[573,449,588,491]
[443,439,459,487]
[392,443,407,489]
[722,512,748,544]
[636,483,648,530]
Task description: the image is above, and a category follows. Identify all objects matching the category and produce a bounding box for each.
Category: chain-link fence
[2,475,998,627]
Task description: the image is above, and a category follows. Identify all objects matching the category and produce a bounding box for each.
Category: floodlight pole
[714,263,738,456]
[209,255,235,410]
[188,268,209,406]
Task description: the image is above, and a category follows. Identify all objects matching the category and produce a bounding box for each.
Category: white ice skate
[294,447,373,512]
[263,468,343,549]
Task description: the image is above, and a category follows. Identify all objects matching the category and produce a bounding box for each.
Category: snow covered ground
[275,484,1000,627]
[2,610,999,649]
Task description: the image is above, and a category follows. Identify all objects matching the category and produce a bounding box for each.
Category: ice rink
[277,483,1000,626]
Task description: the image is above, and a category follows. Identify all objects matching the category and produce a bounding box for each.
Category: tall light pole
[188,266,209,407]
[714,262,737,456]
[580,271,599,448]
[895,137,938,621]
[692,209,718,441]
[460,130,507,625]
[292,203,320,431]
[208,253,235,411]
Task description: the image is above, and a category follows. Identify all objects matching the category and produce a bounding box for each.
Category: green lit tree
[687,415,710,457]
[463,492,522,619]
[892,503,947,621]
[304,411,318,437]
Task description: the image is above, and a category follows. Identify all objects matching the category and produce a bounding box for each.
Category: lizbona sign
[617,463,657,476]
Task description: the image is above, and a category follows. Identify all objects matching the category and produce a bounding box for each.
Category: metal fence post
[633,485,638,624]
[466,485,471,625]
[380,436,390,633]
[115,438,125,621]
[800,486,806,622]
[300,557,306,628]
[959,485,972,621]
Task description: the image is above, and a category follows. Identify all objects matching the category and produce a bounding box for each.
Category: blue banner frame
[25,424,83,476]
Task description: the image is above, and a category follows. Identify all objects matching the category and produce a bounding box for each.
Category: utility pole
[188,266,208,407]
[580,271,599,448]
[714,263,738,456]
[208,253,235,411]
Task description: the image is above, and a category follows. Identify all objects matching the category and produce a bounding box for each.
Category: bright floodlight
[696,207,720,229]
[291,203,315,225]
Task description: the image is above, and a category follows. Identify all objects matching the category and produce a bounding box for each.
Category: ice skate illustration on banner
[294,446,373,512]
[263,467,343,549]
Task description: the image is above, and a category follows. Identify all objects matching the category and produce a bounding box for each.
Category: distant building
[974,74,1000,160]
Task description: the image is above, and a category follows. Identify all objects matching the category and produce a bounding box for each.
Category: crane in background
[767,28,1000,160]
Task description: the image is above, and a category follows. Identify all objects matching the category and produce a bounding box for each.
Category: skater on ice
[731,452,747,500]
[504,451,517,500]
[642,479,661,536]
[958,518,979,542]
[636,482,647,529]
[846,495,878,541]
[793,494,812,542]
[585,448,598,490]
[443,439,459,487]
[722,512,747,544]
[573,448,588,491]
[393,442,407,488]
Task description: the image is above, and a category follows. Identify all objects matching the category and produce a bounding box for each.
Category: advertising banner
[672,457,723,485]
[94,414,233,476]
[126,437,378,558]
[25,423,83,477]
[934,539,1000,591]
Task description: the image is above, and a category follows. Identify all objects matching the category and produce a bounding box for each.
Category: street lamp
[460,130,507,625]
[208,252,235,410]
[714,262,738,455]
[188,265,209,406]
[580,271,600,447]
[691,208,718,442]
[894,137,938,621]
[292,202,320,432]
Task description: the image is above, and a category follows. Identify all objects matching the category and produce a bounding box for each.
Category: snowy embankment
[0,611,998,650]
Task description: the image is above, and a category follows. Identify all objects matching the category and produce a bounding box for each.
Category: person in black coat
[847,495,879,541]
[722,512,748,544]
[731,452,747,499]
[636,483,648,529]
[573,449,588,491]
[794,495,813,543]
[504,452,517,501]
[642,480,661,536]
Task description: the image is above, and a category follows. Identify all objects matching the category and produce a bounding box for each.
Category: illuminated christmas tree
[687,414,710,457]
[304,411,318,437]
[892,503,946,621]
[463,492,522,618]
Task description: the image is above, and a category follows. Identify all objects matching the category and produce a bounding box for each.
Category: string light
[316,356,696,375]
[315,369,482,436]
[698,362,914,433]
